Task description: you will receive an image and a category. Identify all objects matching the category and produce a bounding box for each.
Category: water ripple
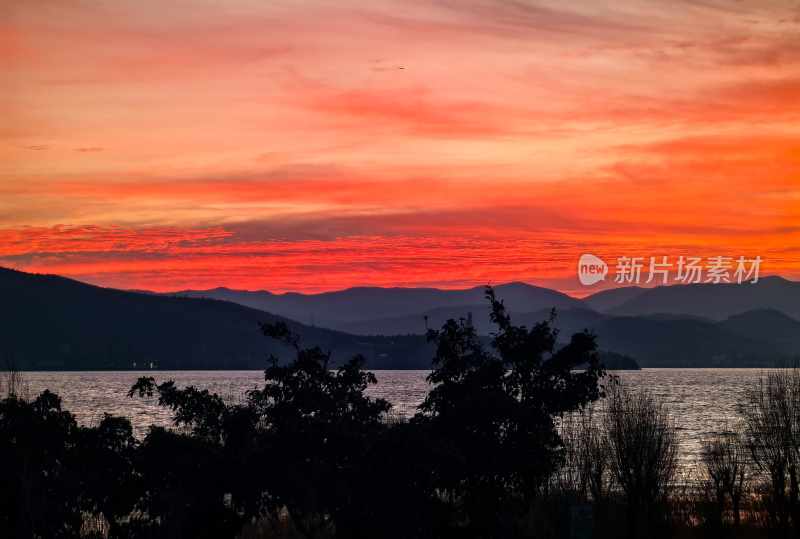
[19,368,766,470]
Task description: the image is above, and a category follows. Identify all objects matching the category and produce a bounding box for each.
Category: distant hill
[590,277,800,321]
[479,307,795,368]
[167,282,585,332]
[164,277,800,368]
[337,304,490,336]
[598,351,640,371]
[5,267,799,370]
[173,277,800,334]
[589,315,778,367]
[336,305,606,337]
[583,286,646,312]
[519,308,794,368]
[0,268,431,370]
[718,309,800,357]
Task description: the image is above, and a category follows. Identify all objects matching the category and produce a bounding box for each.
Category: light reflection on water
[19,368,765,470]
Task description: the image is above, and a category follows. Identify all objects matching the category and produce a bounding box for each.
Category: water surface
[18,369,766,471]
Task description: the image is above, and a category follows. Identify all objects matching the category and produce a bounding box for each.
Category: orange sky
[2,0,799,295]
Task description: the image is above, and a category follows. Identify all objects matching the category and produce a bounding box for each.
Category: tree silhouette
[127,321,392,538]
[415,287,605,536]
[248,322,391,538]
[2,287,613,538]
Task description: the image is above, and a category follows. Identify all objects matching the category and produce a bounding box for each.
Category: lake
[15,368,769,472]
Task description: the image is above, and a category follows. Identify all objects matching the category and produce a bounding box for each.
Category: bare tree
[557,403,615,503]
[740,368,800,532]
[556,410,588,499]
[2,361,26,399]
[578,407,614,505]
[604,383,678,538]
[701,425,748,528]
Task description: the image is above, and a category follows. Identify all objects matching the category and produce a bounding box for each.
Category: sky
[2,0,799,295]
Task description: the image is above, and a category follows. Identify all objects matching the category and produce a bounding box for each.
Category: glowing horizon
[3,0,799,296]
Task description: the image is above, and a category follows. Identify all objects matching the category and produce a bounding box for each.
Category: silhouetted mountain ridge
[165,277,800,367]
[592,276,800,320]
[583,286,646,312]
[169,282,584,330]
[5,267,799,370]
[0,267,431,370]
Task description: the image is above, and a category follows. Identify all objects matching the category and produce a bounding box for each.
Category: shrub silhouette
[0,391,141,538]
[73,414,140,536]
[0,391,83,537]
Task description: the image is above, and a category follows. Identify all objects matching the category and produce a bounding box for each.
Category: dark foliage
[0,391,139,538]
[0,286,605,538]
[415,289,605,536]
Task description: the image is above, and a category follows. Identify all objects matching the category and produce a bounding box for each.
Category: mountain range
[0,267,430,371]
[170,276,800,331]
[588,278,800,321]
[3,266,800,370]
[167,276,800,367]
[168,282,584,331]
